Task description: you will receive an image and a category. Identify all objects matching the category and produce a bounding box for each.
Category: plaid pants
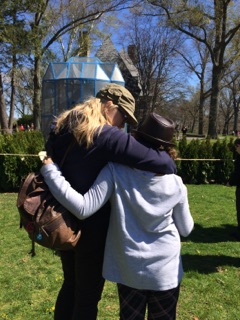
[117,283,180,320]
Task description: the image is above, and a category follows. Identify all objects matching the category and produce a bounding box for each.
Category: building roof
[95,37,141,96]
[119,48,139,78]
[95,37,120,63]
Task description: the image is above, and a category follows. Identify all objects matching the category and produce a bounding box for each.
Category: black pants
[235,187,240,230]
[117,283,180,320]
[54,206,110,320]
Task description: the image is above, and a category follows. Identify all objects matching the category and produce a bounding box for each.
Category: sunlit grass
[0,186,239,320]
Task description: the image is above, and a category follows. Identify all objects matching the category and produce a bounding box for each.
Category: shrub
[0,131,44,191]
[178,138,200,184]
[196,137,214,184]
[211,138,234,184]
[0,133,237,191]
[176,137,234,185]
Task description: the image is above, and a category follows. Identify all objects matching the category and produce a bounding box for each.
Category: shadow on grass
[181,223,239,243]
[182,254,240,274]
[181,223,240,274]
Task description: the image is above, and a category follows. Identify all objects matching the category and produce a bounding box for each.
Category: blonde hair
[55,97,116,148]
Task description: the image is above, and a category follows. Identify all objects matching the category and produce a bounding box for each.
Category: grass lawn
[0,185,239,320]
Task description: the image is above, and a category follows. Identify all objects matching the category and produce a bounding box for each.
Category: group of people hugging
[41,84,194,320]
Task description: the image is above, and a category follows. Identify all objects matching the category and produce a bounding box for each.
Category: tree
[175,39,212,134]
[219,90,234,134]
[120,13,185,120]
[0,72,10,133]
[27,0,139,130]
[1,0,138,130]
[220,66,240,134]
[0,0,30,133]
[14,67,34,116]
[146,0,240,138]
[176,88,202,133]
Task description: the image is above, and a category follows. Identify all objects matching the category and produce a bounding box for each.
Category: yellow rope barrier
[0,151,47,160]
[0,153,39,157]
[175,158,230,161]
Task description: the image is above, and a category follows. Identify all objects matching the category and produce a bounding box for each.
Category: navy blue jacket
[47,125,176,194]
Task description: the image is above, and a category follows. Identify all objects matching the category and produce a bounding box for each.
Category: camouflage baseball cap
[96,83,138,125]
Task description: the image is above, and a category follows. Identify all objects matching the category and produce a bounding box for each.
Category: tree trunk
[191,118,195,133]
[233,96,239,132]
[0,72,11,134]
[222,114,232,135]
[8,54,17,130]
[207,65,222,138]
[198,79,204,135]
[33,56,42,130]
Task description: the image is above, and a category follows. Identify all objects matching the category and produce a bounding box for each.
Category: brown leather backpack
[16,141,81,256]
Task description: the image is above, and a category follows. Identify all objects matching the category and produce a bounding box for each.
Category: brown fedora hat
[133,113,176,147]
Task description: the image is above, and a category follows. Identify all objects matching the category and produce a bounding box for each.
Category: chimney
[128,45,137,65]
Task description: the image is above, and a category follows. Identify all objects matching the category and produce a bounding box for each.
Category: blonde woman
[44,84,176,320]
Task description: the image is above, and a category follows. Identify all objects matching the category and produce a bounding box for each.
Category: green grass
[0,186,239,320]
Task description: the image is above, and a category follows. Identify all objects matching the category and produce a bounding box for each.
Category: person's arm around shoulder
[101,126,177,174]
[40,158,114,219]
